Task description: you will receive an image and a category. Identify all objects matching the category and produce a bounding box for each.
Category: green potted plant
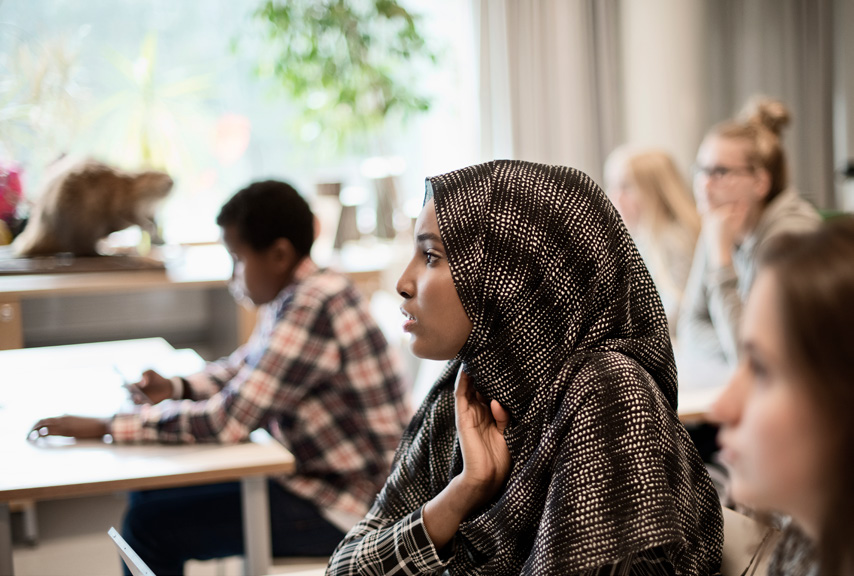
[251,0,438,242]
[253,0,437,154]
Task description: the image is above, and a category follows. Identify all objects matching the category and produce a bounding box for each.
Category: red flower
[0,162,23,222]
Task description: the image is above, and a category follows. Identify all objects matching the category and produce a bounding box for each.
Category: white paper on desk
[675,352,733,416]
[675,351,733,390]
[3,365,127,420]
[2,349,205,420]
[113,348,206,383]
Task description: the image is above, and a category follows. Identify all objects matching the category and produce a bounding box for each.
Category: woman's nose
[708,366,747,426]
[396,278,413,299]
[396,262,415,299]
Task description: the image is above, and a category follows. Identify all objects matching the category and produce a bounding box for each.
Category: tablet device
[108,527,156,576]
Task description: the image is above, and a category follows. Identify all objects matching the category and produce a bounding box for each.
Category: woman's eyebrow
[741,340,769,363]
[416,232,444,245]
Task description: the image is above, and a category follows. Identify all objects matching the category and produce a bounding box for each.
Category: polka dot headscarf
[377,161,722,574]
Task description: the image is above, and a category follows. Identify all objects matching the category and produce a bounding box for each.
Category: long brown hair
[708,96,791,203]
[759,216,854,574]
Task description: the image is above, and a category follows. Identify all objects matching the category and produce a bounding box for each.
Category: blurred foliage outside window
[0,0,477,245]
[251,0,436,156]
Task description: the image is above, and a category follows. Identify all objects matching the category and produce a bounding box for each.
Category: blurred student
[710,217,854,575]
[604,147,700,332]
[678,97,820,365]
[31,180,409,575]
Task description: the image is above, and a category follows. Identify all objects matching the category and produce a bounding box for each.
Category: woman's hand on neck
[422,368,511,553]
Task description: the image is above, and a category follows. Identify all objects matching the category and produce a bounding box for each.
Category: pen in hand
[114,365,152,405]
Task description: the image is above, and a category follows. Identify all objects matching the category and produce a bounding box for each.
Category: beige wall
[835,0,854,210]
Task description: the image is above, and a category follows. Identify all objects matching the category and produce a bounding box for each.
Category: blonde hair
[708,96,791,202]
[627,150,701,237]
[605,146,700,302]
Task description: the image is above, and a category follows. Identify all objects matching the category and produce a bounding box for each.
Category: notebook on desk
[108,527,156,576]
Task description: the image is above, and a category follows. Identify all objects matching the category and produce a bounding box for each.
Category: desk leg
[0,502,14,576]
[0,298,24,350]
[240,476,270,576]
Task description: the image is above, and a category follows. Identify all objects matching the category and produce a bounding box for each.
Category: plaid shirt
[329,506,676,575]
[112,259,409,528]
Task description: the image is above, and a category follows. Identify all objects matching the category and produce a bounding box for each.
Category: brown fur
[12,157,173,257]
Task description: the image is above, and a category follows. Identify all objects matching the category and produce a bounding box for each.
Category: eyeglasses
[692,164,755,183]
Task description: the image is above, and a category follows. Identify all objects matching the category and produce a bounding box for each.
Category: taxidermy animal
[12,157,173,257]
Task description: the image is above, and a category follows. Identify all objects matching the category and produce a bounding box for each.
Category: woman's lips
[400,308,416,332]
[716,445,738,469]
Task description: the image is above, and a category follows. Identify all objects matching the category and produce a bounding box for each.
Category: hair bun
[739,96,791,136]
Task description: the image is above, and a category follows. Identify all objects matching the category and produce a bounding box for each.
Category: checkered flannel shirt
[326,508,675,576]
[112,258,409,525]
[329,504,676,575]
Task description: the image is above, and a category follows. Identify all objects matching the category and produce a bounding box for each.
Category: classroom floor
[12,494,245,576]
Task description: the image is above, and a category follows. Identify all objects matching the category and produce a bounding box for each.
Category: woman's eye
[747,356,769,382]
[424,251,439,265]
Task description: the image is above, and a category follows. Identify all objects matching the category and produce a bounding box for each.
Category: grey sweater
[677,189,821,365]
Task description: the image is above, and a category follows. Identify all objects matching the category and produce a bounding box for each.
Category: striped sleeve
[327,507,674,576]
[110,297,336,444]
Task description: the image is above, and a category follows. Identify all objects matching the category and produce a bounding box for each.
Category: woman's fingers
[456,368,510,432]
[491,400,510,435]
[453,367,468,398]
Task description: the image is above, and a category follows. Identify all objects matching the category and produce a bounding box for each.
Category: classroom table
[0,338,296,576]
[0,243,390,351]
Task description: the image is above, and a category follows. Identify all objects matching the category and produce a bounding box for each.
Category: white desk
[0,338,295,576]
[675,354,733,423]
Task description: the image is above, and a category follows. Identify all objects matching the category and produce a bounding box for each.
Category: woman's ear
[752,168,773,202]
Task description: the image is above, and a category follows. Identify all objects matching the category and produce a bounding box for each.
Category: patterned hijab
[378,161,722,574]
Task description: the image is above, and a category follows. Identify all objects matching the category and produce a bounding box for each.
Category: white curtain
[474,0,839,207]
[474,0,621,185]
[705,0,835,208]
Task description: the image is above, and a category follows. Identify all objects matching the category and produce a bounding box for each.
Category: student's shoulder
[564,352,671,415]
[763,190,822,237]
[291,266,363,310]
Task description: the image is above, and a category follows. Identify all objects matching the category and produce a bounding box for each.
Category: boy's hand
[134,369,173,404]
[29,416,110,440]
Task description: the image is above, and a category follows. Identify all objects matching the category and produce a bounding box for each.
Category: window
[0,0,477,247]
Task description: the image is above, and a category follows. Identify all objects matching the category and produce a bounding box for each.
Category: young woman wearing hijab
[327,161,723,575]
[710,217,854,575]
[678,97,820,366]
